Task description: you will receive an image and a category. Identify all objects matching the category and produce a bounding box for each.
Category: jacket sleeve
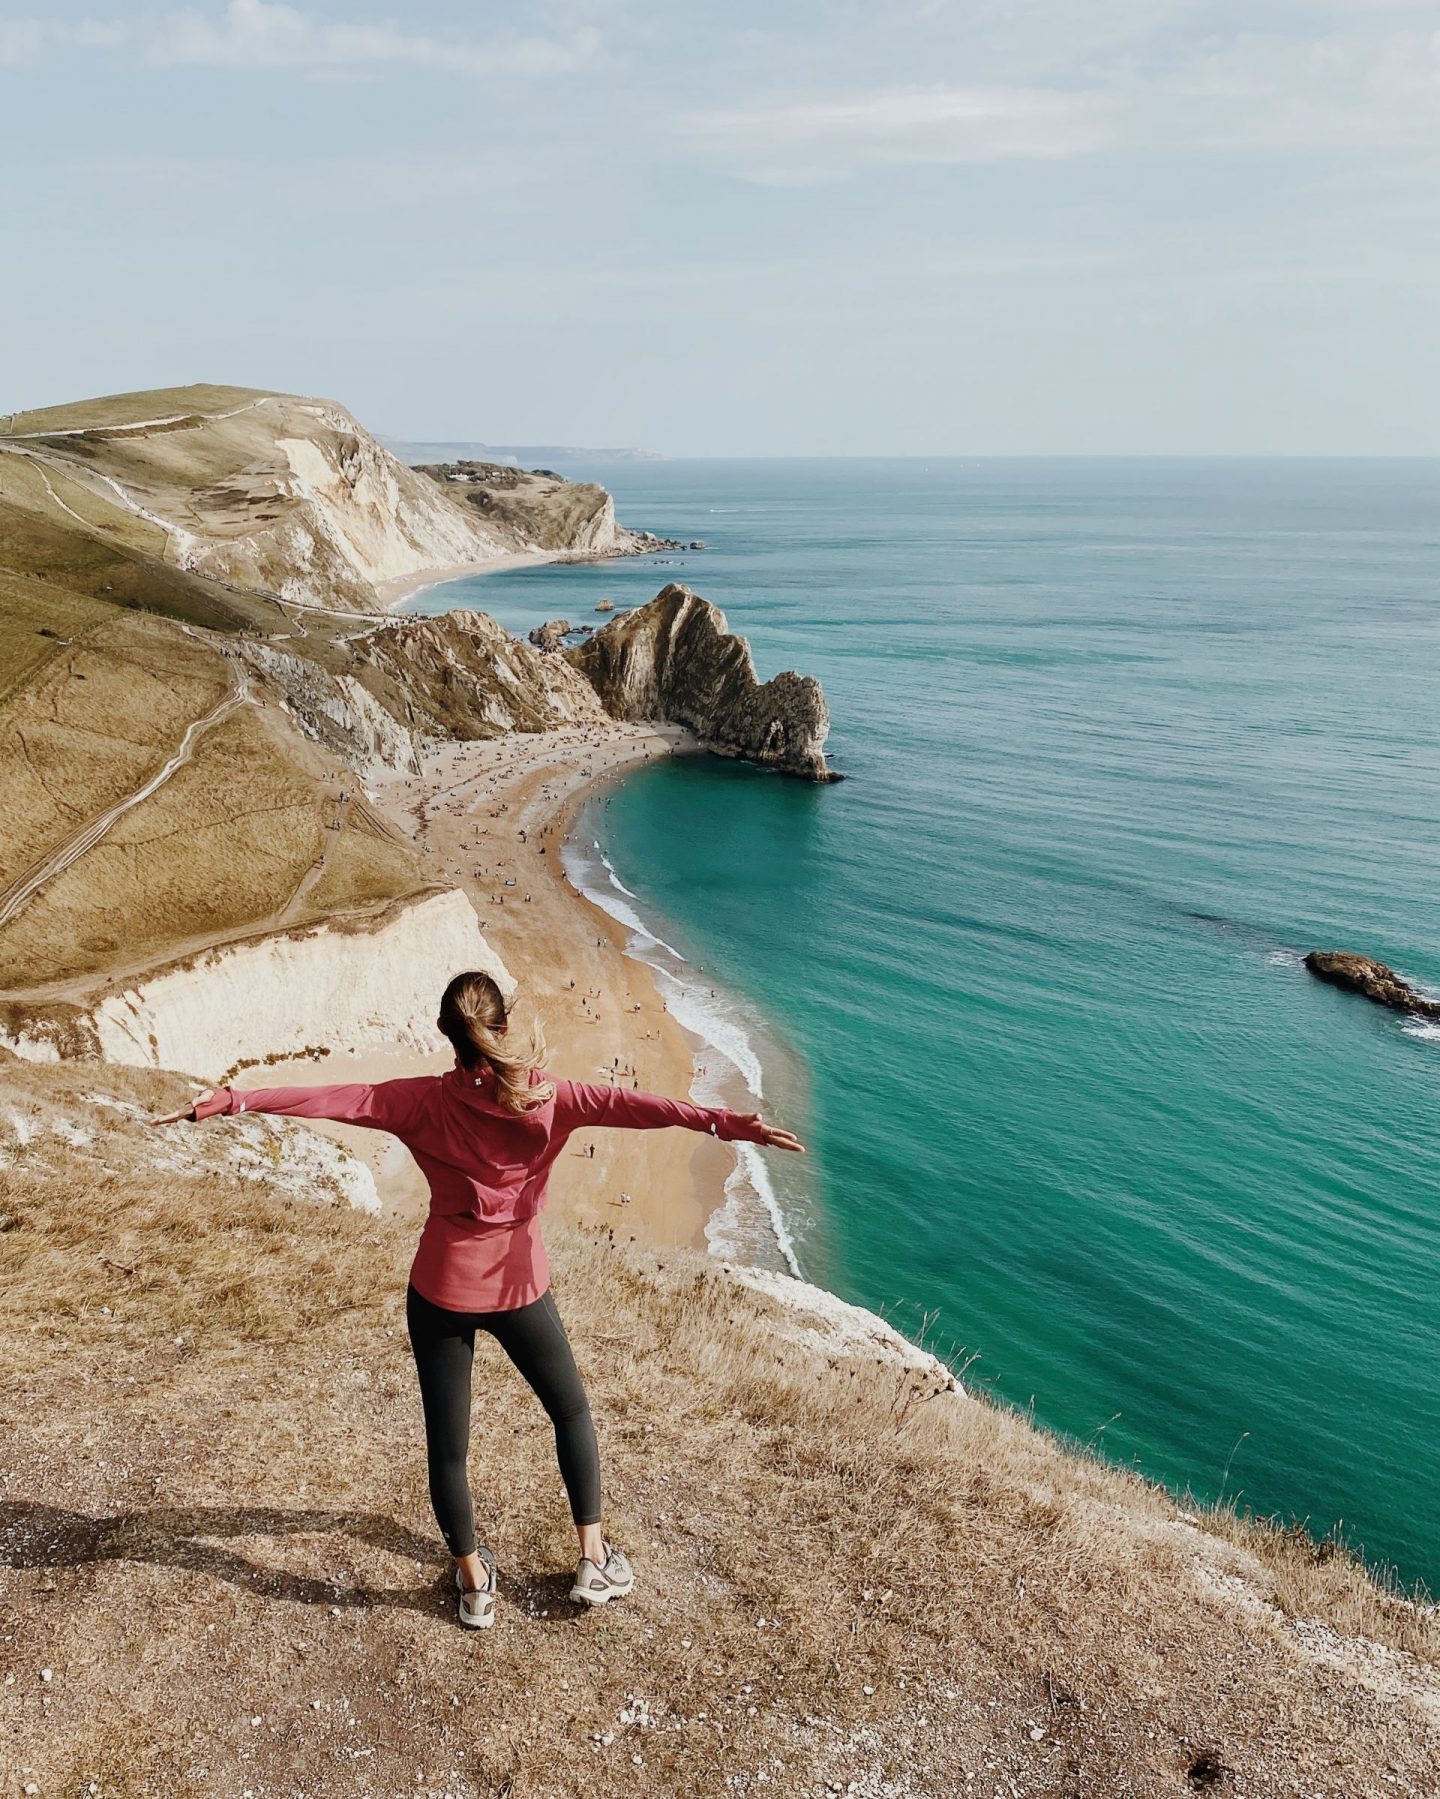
[192,1078,431,1138]
[551,1079,767,1143]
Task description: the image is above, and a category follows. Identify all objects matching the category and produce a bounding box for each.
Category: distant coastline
[384,436,663,467]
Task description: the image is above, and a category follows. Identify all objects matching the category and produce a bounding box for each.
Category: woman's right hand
[735,1114,806,1154]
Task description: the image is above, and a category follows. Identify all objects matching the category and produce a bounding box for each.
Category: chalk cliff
[566,584,838,781]
[0,889,509,1078]
[0,386,649,616]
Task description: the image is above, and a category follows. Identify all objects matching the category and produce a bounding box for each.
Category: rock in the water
[567,582,839,782]
[528,618,572,653]
[1303,951,1440,1020]
[595,598,615,613]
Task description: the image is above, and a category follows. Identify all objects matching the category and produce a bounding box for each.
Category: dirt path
[0,682,253,931]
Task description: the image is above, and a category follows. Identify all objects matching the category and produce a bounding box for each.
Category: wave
[706,1142,802,1277]
[597,844,638,900]
[569,839,687,960]
[649,964,766,1101]
[1401,1018,1440,1045]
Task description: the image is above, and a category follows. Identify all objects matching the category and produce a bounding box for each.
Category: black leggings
[405,1283,601,1556]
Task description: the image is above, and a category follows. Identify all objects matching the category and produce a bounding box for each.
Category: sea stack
[567,582,840,782]
[1303,950,1440,1020]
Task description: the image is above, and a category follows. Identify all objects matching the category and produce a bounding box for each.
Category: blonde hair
[437,971,554,1114]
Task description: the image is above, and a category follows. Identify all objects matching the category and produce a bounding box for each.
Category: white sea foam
[570,839,686,958]
[1401,1018,1440,1044]
[597,845,638,899]
[706,1142,802,1277]
[1267,948,1304,969]
[651,965,766,1101]
[561,824,798,1270]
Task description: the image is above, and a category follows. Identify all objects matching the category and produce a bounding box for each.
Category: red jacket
[196,1064,764,1312]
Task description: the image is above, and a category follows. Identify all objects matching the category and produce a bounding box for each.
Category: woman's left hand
[148,1104,197,1127]
[735,1114,806,1153]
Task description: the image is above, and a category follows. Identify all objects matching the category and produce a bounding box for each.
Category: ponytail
[437,971,554,1114]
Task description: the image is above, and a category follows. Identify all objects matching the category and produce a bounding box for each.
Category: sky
[2,1,1438,455]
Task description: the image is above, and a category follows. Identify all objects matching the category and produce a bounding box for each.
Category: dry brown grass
[3,1051,1438,1799]
[0,700,425,992]
[0,383,275,437]
[0,610,232,890]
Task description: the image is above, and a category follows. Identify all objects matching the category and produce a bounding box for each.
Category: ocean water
[410,458,1440,1589]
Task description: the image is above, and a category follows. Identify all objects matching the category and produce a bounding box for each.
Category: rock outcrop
[417,460,625,556]
[528,618,573,653]
[238,610,609,776]
[414,461,684,559]
[566,583,838,781]
[1304,951,1440,1020]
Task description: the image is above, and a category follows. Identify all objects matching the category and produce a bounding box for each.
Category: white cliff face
[1,890,512,1080]
[184,406,508,612]
[730,1267,961,1390]
[569,490,621,554]
[235,640,422,780]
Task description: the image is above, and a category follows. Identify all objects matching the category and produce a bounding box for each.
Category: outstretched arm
[552,1080,805,1152]
[149,1078,432,1137]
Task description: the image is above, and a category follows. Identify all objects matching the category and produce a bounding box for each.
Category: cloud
[0,1,599,76]
[684,12,1440,183]
[689,85,1111,183]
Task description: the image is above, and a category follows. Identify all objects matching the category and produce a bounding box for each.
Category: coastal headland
[0,383,830,1260]
[1,384,1437,1796]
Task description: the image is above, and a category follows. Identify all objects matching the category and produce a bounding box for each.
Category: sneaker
[570,1542,634,1607]
[455,1547,498,1630]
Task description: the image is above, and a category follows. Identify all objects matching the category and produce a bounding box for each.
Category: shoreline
[376,550,563,612]
[393,724,743,1254]
[378,533,689,614]
[248,722,749,1257]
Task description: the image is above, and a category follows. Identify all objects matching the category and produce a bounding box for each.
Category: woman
[150,969,804,1630]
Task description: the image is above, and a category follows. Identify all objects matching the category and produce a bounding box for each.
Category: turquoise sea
[411,459,1440,1589]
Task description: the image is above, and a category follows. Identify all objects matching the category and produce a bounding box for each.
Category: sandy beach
[376,551,563,613]
[238,721,741,1255]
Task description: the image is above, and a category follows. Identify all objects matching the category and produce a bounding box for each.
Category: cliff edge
[0,385,641,614]
[567,583,839,781]
[2,1050,1436,1798]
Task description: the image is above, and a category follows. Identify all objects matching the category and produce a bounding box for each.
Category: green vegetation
[0,383,281,437]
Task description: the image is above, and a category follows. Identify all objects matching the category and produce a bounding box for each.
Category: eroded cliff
[0,387,654,615]
[0,389,837,1075]
[566,583,838,781]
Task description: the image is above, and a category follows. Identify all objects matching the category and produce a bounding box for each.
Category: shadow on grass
[0,1500,453,1615]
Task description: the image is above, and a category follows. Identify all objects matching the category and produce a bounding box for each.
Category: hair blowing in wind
[437,970,555,1113]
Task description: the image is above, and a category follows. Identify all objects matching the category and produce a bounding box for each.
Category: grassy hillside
[420,461,620,553]
[0,383,281,436]
[1,1051,1436,1798]
[0,380,631,1004]
[0,496,428,996]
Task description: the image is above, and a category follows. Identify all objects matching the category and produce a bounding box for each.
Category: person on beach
[149,969,804,1631]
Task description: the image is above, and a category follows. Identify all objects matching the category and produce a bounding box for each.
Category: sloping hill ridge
[2,383,533,613]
